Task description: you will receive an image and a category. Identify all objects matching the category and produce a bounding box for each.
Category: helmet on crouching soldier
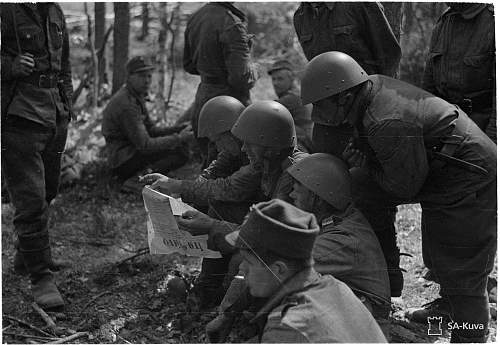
[198,96,245,139]
[231,100,297,149]
[287,153,352,212]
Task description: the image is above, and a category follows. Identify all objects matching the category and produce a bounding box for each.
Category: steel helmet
[287,153,352,211]
[231,101,297,148]
[198,96,245,138]
[301,51,369,105]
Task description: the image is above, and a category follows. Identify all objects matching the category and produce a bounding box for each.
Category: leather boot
[19,231,64,309]
[14,250,68,275]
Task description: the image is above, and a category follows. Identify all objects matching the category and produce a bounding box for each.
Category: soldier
[301,51,496,342]
[142,101,306,308]
[102,56,192,189]
[293,5,403,288]
[423,3,495,142]
[1,3,73,309]
[197,96,248,180]
[224,199,387,343]
[184,2,257,166]
[206,153,391,342]
[267,59,313,152]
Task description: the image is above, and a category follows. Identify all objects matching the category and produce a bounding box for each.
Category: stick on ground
[3,315,53,337]
[31,302,57,330]
[2,331,59,341]
[79,290,114,315]
[51,332,88,344]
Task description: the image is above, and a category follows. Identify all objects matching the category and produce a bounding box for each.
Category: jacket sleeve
[180,164,262,204]
[366,119,429,200]
[208,220,239,254]
[362,3,402,76]
[220,20,255,95]
[1,4,17,82]
[485,60,496,142]
[120,104,182,154]
[183,22,198,75]
[59,9,74,116]
[202,150,240,179]
[260,312,310,343]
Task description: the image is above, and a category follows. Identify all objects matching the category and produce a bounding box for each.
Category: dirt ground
[2,161,497,343]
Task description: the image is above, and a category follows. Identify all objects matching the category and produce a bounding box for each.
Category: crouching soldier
[268,59,313,152]
[206,153,391,341]
[301,51,496,342]
[141,101,307,308]
[224,199,387,343]
[197,96,248,180]
[102,56,192,190]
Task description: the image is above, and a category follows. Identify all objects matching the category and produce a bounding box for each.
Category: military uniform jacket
[251,268,387,343]
[1,3,73,126]
[356,75,496,204]
[180,150,308,253]
[183,3,255,99]
[102,85,183,169]
[293,2,401,76]
[423,4,494,108]
[313,206,390,307]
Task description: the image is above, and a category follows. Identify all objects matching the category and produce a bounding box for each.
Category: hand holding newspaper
[142,186,222,258]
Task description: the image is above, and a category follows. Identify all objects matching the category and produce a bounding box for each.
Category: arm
[362,3,402,77]
[180,164,262,204]
[120,105,183,154]
[422,24,440,93]
[59,9,74,118]
[366,120,429,200]
[260,313,310,343]
[201,150,241,179]
[220,21,255,95]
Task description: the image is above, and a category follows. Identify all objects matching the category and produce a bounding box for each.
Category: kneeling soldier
[225,199,387,343]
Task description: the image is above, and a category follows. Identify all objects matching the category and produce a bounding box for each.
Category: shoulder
[262,302,311,343]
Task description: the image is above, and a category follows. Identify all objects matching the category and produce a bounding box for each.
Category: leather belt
[20,72,60,89]
[201,75,227,84]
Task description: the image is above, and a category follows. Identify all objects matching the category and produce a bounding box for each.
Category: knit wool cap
[268,59,294,75]
[226,199,319,260]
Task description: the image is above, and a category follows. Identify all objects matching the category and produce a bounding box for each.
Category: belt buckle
[39,74,50,88]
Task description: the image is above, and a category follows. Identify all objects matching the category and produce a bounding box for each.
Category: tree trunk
[112,2,130,94]
[157,2,167,100]
[138,2,149,41]
[383,2,403,41]
[94,2,106,88]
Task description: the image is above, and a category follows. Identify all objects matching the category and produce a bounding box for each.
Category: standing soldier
[267,59,313,152]
[423,3,495,142]
[1,3,73,309]
[293,4,404,296]
[184,2,257,166]
[301,51,496,343]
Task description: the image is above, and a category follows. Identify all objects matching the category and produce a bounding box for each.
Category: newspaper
[142,186,222,258]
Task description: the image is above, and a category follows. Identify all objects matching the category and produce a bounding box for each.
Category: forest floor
[2,159,497,344]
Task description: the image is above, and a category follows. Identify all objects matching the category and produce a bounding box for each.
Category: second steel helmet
[231,101,297,149]
[301,51,369,105]
[287,153,352,211]
[198,96,245,138]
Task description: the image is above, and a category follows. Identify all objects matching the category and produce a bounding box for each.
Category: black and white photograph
[1,2,496,343]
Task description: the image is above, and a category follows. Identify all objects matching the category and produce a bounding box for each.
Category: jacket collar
[250,267,320,324]
[213,2,247,22]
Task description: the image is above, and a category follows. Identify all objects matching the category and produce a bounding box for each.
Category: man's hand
[177,209,215,236]
[178,125,193,142]
[139,173,183,194]
[342,141,367,169]
[12,53,35,78]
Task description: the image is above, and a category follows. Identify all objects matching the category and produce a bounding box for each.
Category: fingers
[139,173,165,184]
[20,54,35,68]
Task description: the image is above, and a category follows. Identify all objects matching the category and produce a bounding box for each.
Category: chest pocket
[463,53,494,92]
[19,26,42,48]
